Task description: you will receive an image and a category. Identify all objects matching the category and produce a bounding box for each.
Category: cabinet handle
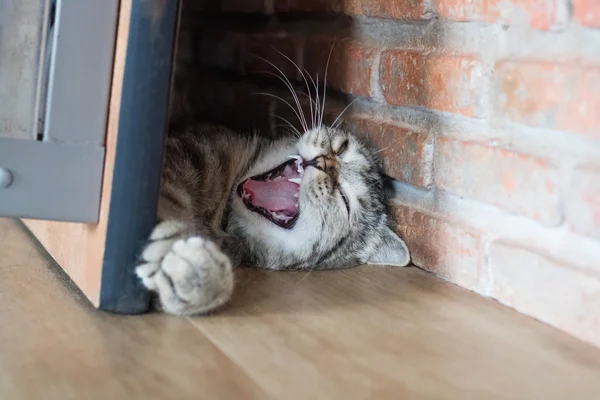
[0,168,14,189]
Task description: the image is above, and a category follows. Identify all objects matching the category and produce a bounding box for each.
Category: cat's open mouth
[237,156,304,229]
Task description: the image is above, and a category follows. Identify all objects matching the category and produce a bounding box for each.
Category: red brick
[434,138,560,225]
[566,165,600,241]
[574,0,600,27]
[275,0,342,12]
[489,242,600,348]
[244,33,304,82]
[495,61,600,139]
[344,0,428,20]
[276,0,428,18]
[393,206,485,292]
[304,37,377,98]
[379,51,484,117]
[198,32,245,72]
[434,0,562,30]
[221,0,273,13]
[344,116,433,187]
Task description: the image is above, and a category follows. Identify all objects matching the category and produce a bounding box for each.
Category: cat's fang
[288,178,302,184]
[288,155,304,175]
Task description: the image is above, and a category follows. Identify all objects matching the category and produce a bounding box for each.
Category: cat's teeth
[293,193,299,198]
[288,178,302,184]
[289,155,304,174]
[271,210,292,222]
[295,202,299,207]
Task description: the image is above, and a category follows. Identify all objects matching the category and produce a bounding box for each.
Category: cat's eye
[340,191,350,215]
[336,140,349,156]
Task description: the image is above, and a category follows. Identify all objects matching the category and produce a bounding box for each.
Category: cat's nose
[304,156,337,173]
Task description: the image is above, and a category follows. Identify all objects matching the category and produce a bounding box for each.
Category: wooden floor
[2,218,600,399]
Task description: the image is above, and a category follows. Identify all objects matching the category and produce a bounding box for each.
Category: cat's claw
[136,222,234,315]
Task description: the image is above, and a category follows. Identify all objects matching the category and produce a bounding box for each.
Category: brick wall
[175,0,600,348]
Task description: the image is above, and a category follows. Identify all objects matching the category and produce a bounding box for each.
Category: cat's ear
[364,227,411,267]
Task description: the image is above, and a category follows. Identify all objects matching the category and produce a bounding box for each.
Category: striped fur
[135,122,410,315]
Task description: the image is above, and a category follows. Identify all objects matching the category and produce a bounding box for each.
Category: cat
[135,59,411,315]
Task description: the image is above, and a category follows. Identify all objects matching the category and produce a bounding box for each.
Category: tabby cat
[135,65,411,315]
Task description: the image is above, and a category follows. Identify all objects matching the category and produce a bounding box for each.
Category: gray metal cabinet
[0,0,118,222]
[0,0,180,315]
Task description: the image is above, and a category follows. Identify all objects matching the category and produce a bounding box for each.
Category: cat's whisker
[315,204,327,226]
[372,146,390,155]
[323,193,338,202]
[251,57,308,132]
[270,46,316,131]
[316,72,320,129]
[276,127,301,139]
[320,38,336,128]
[272,114,302,136]
[297,91,319,118]
[252,69,307,132]
[258,52,309,132]
[304,69,320,130]
[254,92,307,133]
[274,124,301,138]
[296,268,315,285]
[331,97,360,129]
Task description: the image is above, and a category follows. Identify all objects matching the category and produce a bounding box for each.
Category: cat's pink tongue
[243,179,298,214]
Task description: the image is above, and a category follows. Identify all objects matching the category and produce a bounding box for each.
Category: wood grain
[0,218,267,400]
[22,0,132,305]
[3,218,600,399]
[193,268,600,400]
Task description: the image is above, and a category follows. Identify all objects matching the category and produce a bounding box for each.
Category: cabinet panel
[0,139,103,222]
[25,0,180,312]
[45,0,118,144]
[0,0,119,222]
[0,0,50,140]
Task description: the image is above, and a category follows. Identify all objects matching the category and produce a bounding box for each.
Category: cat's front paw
[136,228,233,316]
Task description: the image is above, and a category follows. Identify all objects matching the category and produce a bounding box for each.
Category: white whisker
[304,69,320,130]
[316,73,320,128]
[254,92,306,132]
[372,146,390,155]
[297,91,319,118]
[257,71,307,131]
[320,38,336,128]
[272,114,301,134]
[253,70,307,130]
[276,125,301,138]
[251,56,308,132]
[269,47,316,131]
[331,97,360,129]
[296,268,314,285]
[272,117,301,138]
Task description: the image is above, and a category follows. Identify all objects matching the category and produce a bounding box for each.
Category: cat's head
[228,125,410,270]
